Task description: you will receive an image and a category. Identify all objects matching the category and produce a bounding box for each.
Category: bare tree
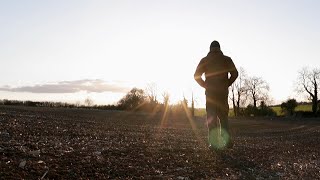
[230,84,237,115]
[75,101,81,107]
[230,67,248,116]
[162,91,170,107]
[161,91,171,121]
[182,95,188,108]
[84,97,94,107]
[296,67,320,114]
[145,83,158,103]
[245,76,270,108]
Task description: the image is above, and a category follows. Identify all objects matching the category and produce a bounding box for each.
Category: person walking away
[194,40,238,150]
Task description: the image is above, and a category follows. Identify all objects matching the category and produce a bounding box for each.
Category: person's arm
[228,59,238,86]
[194,58,207,89]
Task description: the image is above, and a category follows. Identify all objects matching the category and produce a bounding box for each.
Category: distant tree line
[0,86,194,119]
[0,99,119,110]
[0,99,75,108]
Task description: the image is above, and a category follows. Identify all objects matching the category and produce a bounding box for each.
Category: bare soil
[1,106,320,179]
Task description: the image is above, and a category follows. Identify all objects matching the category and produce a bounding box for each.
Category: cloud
[0,79,130,94]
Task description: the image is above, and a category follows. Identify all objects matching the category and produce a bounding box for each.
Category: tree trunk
[236,100,240,116]
[253,97,257,108]
[236,92,241,116]
[312,95,318,115]
[231,86,237,116]
[232,94,237,117]
[312,99,317,114]
[233,100,237,116]
[312,84,318,114]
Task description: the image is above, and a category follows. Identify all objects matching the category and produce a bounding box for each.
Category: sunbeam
[181,100,207,149]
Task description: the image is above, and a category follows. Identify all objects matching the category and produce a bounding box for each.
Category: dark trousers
[206,91,230,145]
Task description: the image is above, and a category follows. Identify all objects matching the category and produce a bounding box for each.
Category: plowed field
[1,106,320,179]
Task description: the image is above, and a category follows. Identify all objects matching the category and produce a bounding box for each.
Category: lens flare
[208,128,230,149]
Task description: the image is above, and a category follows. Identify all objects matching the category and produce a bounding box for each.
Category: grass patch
[194,108,206,117]
[194,108,235,117]
[271,106,283,116]
[295,104,312,111]
[271,104,312,116]
[195,104,313,117]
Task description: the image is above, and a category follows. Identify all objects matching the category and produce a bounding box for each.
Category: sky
[0,0,319,107]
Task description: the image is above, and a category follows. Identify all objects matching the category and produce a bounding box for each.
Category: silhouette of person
[194,40,238,150]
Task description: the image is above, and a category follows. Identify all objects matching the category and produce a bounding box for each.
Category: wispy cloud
[0,79,130,93]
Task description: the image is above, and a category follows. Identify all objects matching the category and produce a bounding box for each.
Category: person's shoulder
[223,55,234,62]
[199,57,208,64]
[223,55,232,60]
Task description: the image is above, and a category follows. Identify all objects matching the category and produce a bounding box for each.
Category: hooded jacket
[194,48,238,94]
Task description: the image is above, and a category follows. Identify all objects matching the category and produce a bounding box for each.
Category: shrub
[243,102,276,117]
[117,88,147,111]
[281,99,298,116]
